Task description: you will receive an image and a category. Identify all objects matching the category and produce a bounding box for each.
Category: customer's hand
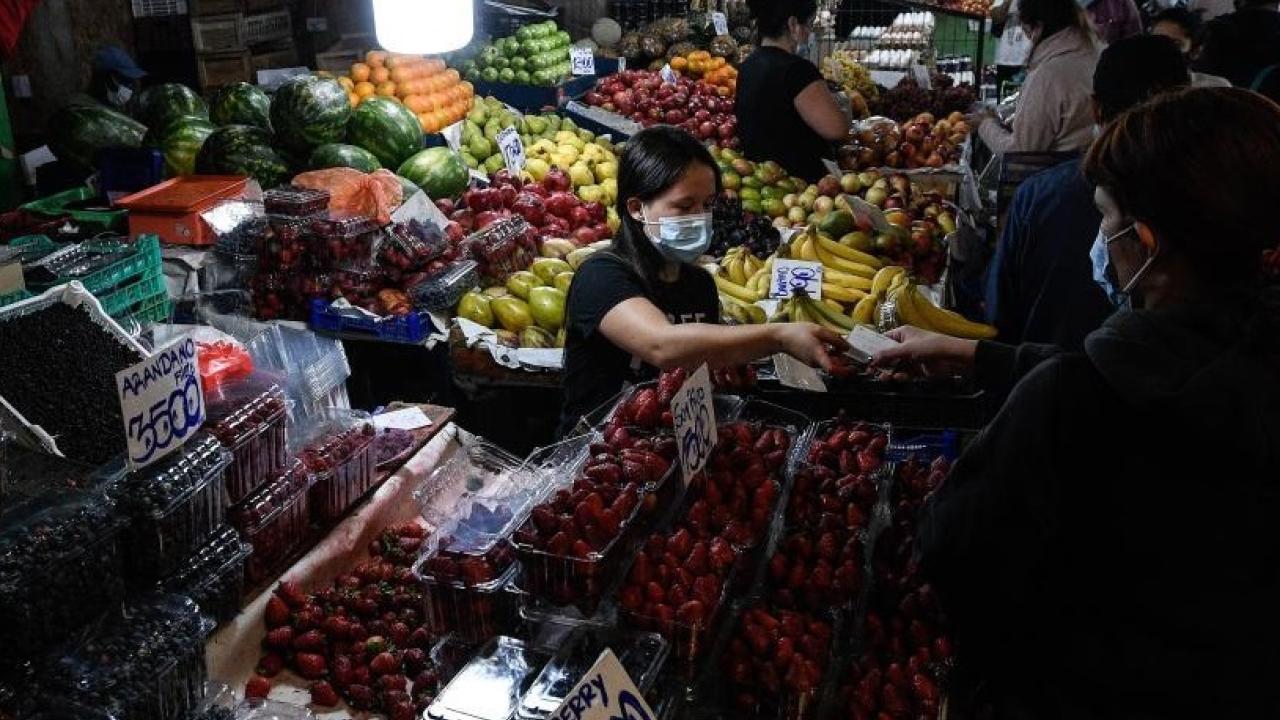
[966,106,997,130]
[776,323,850,372]
[870,325,978,379]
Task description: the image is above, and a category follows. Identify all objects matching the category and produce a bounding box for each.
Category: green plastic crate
[97,266,166,317]
[20,234,162,295]
[125,293,172,326]
[20,186,127,232]
[0,288,31,309]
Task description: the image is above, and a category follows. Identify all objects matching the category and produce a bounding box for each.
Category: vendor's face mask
[641,207,712,264]
[1091,223,1156,308]
[107,79,133,108]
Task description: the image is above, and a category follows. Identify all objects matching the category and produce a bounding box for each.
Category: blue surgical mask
[642,209,712,264]
[1091,223,1155,309]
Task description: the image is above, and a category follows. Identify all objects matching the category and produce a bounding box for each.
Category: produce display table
[207,406,455,703]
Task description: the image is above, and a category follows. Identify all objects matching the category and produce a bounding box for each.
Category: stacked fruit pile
[456,21,572,87]
[244,524,444,717]
[869,75,978,122]
[838,114,969,172]
[337,52,475,134]
[615,16,750,69]
[583,70,739,146]
[668,50,738,94]
[821,51,877,119]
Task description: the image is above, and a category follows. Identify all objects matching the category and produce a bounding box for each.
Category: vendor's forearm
[637,323,784,371]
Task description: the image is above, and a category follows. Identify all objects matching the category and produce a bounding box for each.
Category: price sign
[549,649,658,720]
[441,120,465,152]
[773,353,827,392]
[846,195,909,240]
[116,336,205,470]
[670,364,716,485]
[821,158,842,178]
[570,47,596,76]
[617,57,626,72]
[911,64,932,89]
[712,11,729,36]
[660,64,678,84]
[771,258,824,300]
[496,126,526,174]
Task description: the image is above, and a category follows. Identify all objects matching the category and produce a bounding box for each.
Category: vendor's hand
[870,326,978,378]
[966,106,996,130]
[776,323,849,373]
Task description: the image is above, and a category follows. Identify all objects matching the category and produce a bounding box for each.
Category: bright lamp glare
[374,0,474,54]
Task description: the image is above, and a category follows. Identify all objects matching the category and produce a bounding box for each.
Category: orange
[350,62,371,82]
[459,80,474,97]
[354,81,376,97]
[376,81,397,97]
[371,66,391,84]
[390,67,411,84]
[426,57,446,75]
[338,76,355,91]
[418,112,433,132]
[366,50,389,67]
[442,68,461,84]
[671,57,688,72]
[347,92,360,108]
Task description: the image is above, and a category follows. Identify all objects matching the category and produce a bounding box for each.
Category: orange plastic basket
[116,176,249,246]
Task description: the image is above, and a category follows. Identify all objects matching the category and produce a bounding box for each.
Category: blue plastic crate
[95,147,165,201]
[887,429,962,462]
[472,74,599,113]
[309,299,436,344]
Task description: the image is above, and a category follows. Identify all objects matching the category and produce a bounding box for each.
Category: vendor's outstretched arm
[600,296,847,372]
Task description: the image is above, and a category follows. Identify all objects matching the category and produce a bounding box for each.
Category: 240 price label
[669,365,717,484]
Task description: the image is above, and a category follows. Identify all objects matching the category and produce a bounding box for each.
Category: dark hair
[610,126,721,288]
[747,0,818,39]
[1019,0,1090,42]
[1092,35,1190,122]
[1150,7,1206,46]
[1085,87,1280,288]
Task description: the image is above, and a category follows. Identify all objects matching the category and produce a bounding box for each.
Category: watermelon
[309,143,382,172]
[196,124,292,188]
[347,97,423,170]
[270,75,352,154]
[49,104,147,171]
[209,82,272,131]
[398,147,470,200]
[160,116,215,176]
[130,83,208,135]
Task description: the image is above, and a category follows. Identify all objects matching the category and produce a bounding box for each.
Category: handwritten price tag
[712,11,729,36]
[670,364,716,485]
[771,258,824,300]
[570,47,596,76]
[497,126,526,174]
[116,336,205,470]
[660,64,678,84]
[550,649,658,720]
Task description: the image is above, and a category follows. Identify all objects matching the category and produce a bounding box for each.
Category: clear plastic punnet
[295,408,377,524]
[426,636,551,720]
[517,628,669,720]
[158,524,252,626]
[228,458,315,586]
[203,371,289,506]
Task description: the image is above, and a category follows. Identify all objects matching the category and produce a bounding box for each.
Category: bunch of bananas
[881,278,999,340]
[717,246,771,324]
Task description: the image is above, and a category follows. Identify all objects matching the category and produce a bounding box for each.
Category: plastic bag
[291,168,403,226]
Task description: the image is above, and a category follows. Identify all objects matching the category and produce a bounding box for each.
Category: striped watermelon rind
[346,97,424,170]
[270,75,352,154]
[161,116,215,177]
[209,82,273,131]
[49,104,147,171]
[309,143,383,172]
[196,124,292,188]
[131,83,208,135]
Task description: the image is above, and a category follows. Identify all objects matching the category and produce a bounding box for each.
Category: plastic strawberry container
[407,259,479,311]
[297,409,377,524]
[157,524,252,627]
[228,458,315,586]
[517,628,670,720]
[416,558,521,643]
[106,433,231,587]
[463,217,535,284]
[40,594,212,720]
[309,213,381,268]
[203,372,289,505]
[426,636,551,720]
[380,219,448,271]
[263,186,330,218]
[717,603,839,720]
[254,216,309,272]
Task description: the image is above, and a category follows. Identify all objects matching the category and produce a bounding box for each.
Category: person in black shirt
[559,127,846,435]
[735,0,850,182]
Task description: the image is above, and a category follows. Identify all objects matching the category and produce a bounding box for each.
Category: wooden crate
[189,0,243,16]
[242,8,292,45]
[198,50,252,88]
[244,0,287,10]
[192,13,244,52]
[315,33,374,72]
[251,40,299,71]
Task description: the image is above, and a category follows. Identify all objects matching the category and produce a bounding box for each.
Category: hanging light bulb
[373,0,475,54]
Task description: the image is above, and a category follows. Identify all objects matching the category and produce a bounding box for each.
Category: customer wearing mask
[985,35,1190,349]
[885,86,1280,716]
[1081,0,1144,45]
[1150,6,1232,86]
[975,0,1101,154]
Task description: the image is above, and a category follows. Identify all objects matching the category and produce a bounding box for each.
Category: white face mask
[108,82,133,108]
[640,208,713,264]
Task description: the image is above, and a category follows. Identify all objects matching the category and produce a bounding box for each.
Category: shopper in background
[735,0,850,182]
[83,45,148,110]
[557,126,845,436]
[991,0,1034,97]
[985,35,1189,350]
[1082,0,1145,44]
[883,86,1280,715]
[1195,0,1280,89]
[1150,6,1232,86]
[975,0,1100,154]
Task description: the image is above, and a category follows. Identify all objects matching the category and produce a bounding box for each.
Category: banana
[821,282,868,303]
[870,266,907,298]
[888,283,932,331]
[743,303,767,324]
[817,234,884,269]
[714,273,758,303]
[822,267,875,291]
[802,294,857,331]
[769,298,793,323]
[742,252,761,278]
[910,288,999,339]
[821,298,845,314]
[797,235,821,263]
[728,253,748,285]
[813,238,876,278]
[852,294,879,324]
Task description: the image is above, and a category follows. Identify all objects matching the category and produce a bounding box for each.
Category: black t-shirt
[558,252,719,436]
[735,47,833,183]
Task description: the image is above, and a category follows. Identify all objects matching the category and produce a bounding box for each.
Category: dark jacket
[919,296,1280,717]
[985,159,1114,349]
[1196,6,1280,87]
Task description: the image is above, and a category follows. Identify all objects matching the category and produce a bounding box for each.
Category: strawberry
[293,629,326,652]
[310,680,340,707]
[389,700,416,720]
[346,683,374,710]
[264,626,294,649]
[675,600,706,624]
[245,675,271,699]
[295,652,327,679]
[331,655,356,686]
[370,651,400,676]
[256,652,284,677]
[264,596,291,628]
[277,580,308,609]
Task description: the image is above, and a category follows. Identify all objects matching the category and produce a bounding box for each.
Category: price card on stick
[116,336,205,470]
[660,64,678,84]
[550,649,658,720]
[670,364,717,485]
[821,158,843,178]
[770,258,824,300]
[570,47,596,76]
[496,127,526,174]
[712,11,729,36]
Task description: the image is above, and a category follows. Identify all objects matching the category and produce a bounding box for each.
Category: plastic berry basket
[254,216,310,273]
[517,628,670,720]
[415,557,521,644]
[407,259,480,312]
[41,595,212,720]
[228,459,315,586]
[263,186,330,218]
[298,409,378,524]
[426,636,552,720]
[308,213,381,268]
[380,220,448,270]
[619,559,736,671]
[714,603,840,720]
[203,373,290,505]
[107,433,232,586]
[157,524,252,626]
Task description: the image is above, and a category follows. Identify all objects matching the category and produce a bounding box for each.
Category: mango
[457,292,494,327]
[531,258,572,284]
[528,285,566,332]
[554,271,574,294]
[491,297,534,332]
[520,326,555,348]
[506,270,543,300]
